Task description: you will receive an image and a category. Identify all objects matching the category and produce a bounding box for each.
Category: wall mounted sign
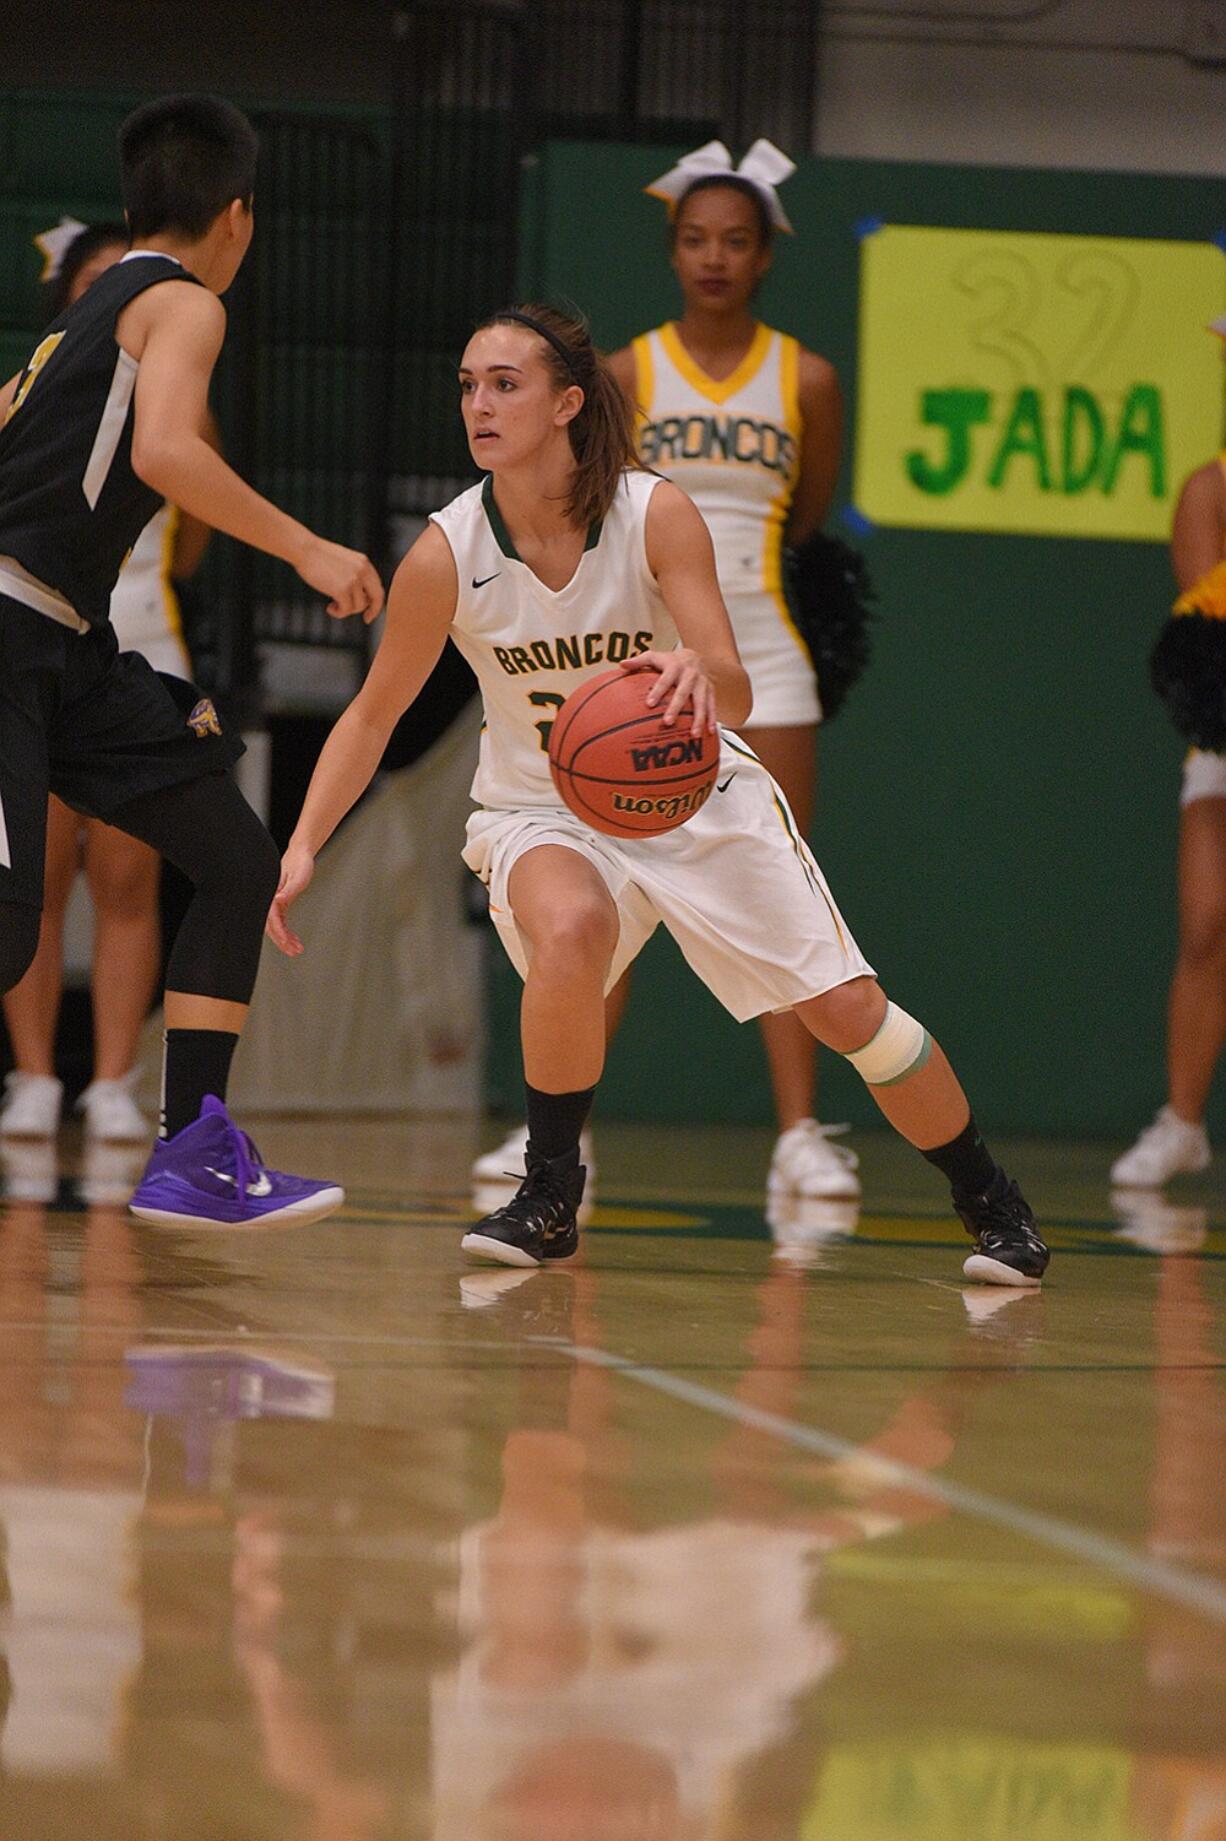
[854,224,1225,540]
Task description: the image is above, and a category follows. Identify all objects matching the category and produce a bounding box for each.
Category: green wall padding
[485,141,1226,1139]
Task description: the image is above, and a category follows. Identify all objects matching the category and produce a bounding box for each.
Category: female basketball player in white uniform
[0,222,214,1144]
[270,304,1048,1288]
[474,142,852,1203]
[1112,442,1226,1187]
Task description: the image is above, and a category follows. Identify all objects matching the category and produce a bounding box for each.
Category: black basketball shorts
[0,594,243,909]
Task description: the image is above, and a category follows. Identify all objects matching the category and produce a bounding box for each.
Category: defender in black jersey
[0,94,384,1228]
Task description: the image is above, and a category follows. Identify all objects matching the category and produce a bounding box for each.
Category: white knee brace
[844,1002,931,1086]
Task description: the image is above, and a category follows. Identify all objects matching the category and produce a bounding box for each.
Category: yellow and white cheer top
[110,502,191,677]
[632,321,819,725]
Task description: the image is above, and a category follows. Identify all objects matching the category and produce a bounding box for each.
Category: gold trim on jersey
[159,505,190,668]
[658,320,773,406]
[764,333,809,659]
[631,334,654,433]
[722,732,845,947]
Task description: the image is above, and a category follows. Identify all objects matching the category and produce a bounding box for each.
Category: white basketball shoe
[1110,1106,1210,1189]
[767,1119,861,1199]
[77,1075,150,1143]
[0,1072,63,1139]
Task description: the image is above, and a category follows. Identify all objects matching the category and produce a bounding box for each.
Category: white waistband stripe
[0,558,88,632]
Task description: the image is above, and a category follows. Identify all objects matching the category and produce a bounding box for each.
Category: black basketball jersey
[0,254,203,629]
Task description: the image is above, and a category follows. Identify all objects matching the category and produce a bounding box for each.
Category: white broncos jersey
[632,321,800,602]
[431,468,678,809]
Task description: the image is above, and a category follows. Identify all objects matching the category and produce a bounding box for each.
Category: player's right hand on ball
[296,536,384,623]
[621,647,717,733]
[267,844,315,956]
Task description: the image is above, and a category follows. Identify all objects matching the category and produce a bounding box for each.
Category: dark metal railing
[200,0,817,706]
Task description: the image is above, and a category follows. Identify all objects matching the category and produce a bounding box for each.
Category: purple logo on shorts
[187,697,222,738]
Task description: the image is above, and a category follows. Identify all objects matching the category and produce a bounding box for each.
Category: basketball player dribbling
[270,303,1050,1289]
[0,94,384,1226]
[475,140,857,1206]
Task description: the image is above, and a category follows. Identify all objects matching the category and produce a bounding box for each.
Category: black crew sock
[161,1029,240,1139]
[921,1113,1002,1201]
[525,1083,596,1162]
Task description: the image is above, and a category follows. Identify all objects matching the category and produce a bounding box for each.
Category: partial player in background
[0,94,384,1227]
[474,140,861,1205]
[1116,389,1226,1187]
[1,220,219,1145]
[271,303,1049,1287]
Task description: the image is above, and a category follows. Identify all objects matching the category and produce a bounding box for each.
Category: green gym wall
[485,140,1226,1141]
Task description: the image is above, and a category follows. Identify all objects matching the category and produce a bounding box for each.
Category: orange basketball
[548,667,719,838]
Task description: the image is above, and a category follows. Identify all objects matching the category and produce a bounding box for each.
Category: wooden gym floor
[0,1114,1223,1840]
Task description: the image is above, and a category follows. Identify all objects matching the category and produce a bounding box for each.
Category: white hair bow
[33,216,88,282]
[645,139,796,233]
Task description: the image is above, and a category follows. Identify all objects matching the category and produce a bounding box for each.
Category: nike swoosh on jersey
[472,572,501,589]
[205,1166,274,1197]
[717,774,736,793]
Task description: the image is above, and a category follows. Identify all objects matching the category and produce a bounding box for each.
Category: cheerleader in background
[475,141,860,1202]
[1116,383,1226,1188]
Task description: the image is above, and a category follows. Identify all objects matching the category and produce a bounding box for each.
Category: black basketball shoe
[956,1173,1050,1287]
[461,1145,585,1267]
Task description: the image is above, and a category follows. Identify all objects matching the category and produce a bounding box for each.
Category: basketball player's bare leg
[794,978,966,1147]
[474,856,618,1184]
[464,846,614,1266]
[795,976,1049,1284]
[510,847,618,1094]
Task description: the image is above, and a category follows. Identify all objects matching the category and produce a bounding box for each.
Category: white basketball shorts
[462,735,872,1022]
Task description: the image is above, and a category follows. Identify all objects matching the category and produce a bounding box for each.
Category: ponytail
[481,303,644,528]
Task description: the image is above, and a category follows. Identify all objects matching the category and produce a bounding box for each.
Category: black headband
[498,310,583,384]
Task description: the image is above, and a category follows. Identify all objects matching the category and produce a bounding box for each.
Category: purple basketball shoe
[129,1095,344,1228]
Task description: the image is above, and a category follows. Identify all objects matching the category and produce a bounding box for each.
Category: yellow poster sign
[803,1738,1143,1841]
[854,225,1225,541]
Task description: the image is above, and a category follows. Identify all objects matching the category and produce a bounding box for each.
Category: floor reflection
[430,1258,1049,1840]
[0,1144,1221,1838]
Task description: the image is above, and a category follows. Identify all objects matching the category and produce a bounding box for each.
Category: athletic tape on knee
[844,1002,931,1087]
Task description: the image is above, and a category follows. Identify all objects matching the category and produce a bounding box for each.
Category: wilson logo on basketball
[548,666,719,839]
[630,737,704,773]
[611,784,714,821]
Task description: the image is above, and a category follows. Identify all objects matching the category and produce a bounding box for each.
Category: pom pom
[1173,559,1226,620]
[785,532,877,721]
[1150,613,1226,750]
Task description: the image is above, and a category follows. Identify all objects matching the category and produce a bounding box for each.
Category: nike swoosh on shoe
[206,1166,274,1197]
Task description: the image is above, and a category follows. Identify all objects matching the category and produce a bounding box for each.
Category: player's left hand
[620,648,718,733]
[266,843,315,955]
